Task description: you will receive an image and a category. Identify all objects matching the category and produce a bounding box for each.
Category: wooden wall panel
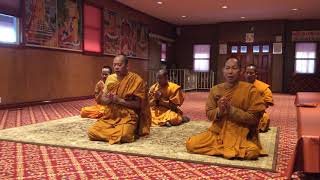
[0,0,175,105]
[174,21,285,92]
[0,47,150,105]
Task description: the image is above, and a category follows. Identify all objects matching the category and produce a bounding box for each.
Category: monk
[186,57,266,160]
[149,69,189,127]
[87,55,151,144]
[244,64,274,132]
[80,66,112,119]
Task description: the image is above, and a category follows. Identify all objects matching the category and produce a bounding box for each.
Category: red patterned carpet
[0,92,299,179]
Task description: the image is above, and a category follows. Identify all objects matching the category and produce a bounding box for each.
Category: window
[240,46,247,53]
[295,43,317,74]
[193,44,210,72]
[262,45,269,53]
[231,46,238,53]
[0,13,19,44]
[161,43,166,62]
[253,45,260,53]
[84,4,102,53]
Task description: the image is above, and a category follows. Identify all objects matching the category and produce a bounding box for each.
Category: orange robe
[186,82,266,160]
[149,82,185,126]
[253,80,274,132]
[87,72,151,144]
[80,80,105,119]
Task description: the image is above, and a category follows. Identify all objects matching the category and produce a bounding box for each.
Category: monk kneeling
[87,55,151,144]
[80,66,112,119]
[149,69,189,127]
[244,64,274,132]
[186,57,266,160]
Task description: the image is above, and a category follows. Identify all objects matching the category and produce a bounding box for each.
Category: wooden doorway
[227,43,273,85]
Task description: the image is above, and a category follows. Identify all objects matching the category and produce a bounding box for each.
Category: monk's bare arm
[148,86,158,106]
[228,106,262,125]
[95,92,103,104]
[99,93,112,105]
[115,96,141,110]
[157,99,179,111]
[157,89,182,110]
[94,81,104,104]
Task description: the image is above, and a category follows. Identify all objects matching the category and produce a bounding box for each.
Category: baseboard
[0,95,94,110]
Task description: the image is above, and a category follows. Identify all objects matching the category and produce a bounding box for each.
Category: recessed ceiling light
[157,1,163,5]
[241,16,245,19]
[222,5,228,9]
[291,8,299,11]
[181,15,187,18]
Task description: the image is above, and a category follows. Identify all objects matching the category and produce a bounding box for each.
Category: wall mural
[104,9,149,59]
[136,24,149,59]
[57,0,82,50]
[24,1,148,57]
[25,0,58,47]
[25,0,82,51]
[104,10,121,55]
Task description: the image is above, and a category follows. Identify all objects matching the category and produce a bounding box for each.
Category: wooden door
[228,43,272,85]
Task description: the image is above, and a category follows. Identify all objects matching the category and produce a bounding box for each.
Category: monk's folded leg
[243,141,260,160]
[119,124,136,143]
[151,107,185,126]
[168,112,183,126]
[87,119,113,141]
[186,130,223,155]
[88,120,112,141]
[258,112,270,132]
[80,107,91,118]
[88,120,136,144]
[80,105,105,119]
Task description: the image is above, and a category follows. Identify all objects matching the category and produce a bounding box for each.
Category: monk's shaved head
[115,54,128,65]
[244,64,258,83]
[113,54,128,77]
[156,69,168,77]
[156,69,168,86]
[224,57,241,69]
[246,64,257,72]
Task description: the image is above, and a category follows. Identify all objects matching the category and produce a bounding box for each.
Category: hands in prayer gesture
[97,83,104,92]
[100,92,122,105]
[106,93,123,104]
[217,96,231,118]
[154,91,162,100]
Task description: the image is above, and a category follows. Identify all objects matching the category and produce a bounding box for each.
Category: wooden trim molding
[0,95,94,110]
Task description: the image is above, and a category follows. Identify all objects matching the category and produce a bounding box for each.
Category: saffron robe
[87,72,151,144]
[80,80,105,119]
[149,82,185,126]
[253,80,274,132]
[186,81,266,160]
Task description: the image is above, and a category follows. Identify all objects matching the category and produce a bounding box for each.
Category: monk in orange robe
[244,64,274,132]
[87,55,151,144]
[186,57,266,160]
[149,69,189,127]
[80,66,112,119]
